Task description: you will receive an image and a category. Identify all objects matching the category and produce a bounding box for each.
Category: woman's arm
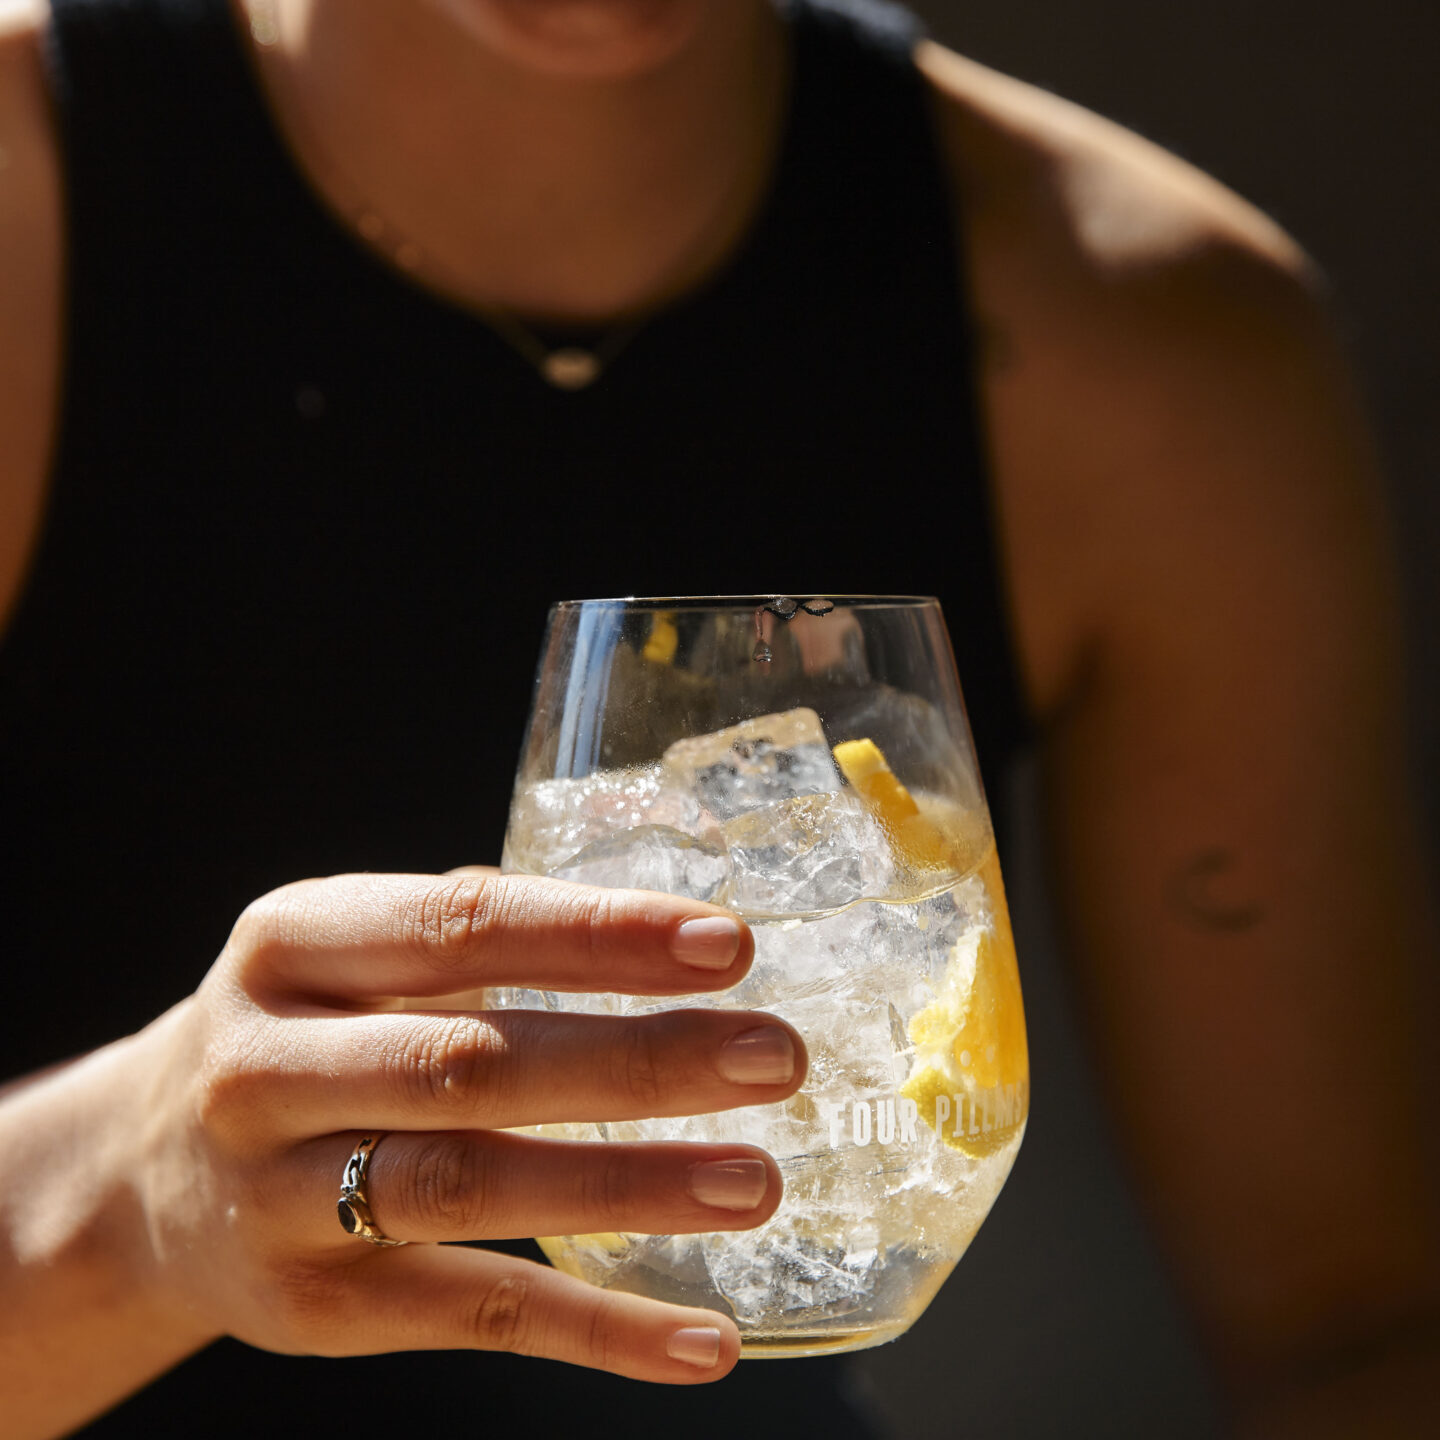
[923,43,1440,1432]
[0,1017,224,1431]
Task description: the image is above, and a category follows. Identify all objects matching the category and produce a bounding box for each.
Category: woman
[0,0,1433,1435]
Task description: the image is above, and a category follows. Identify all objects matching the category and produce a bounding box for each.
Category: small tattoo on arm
[1169,848,1265,933]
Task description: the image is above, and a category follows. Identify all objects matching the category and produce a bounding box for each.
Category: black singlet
[2,0,1031,1433]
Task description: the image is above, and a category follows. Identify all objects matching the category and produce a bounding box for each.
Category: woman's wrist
[0,1007,219,1439]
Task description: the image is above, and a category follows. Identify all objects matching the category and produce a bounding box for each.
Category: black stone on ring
[336,1135,409,1247]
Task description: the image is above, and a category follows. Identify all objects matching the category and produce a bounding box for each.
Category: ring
[336,1135,409,1247]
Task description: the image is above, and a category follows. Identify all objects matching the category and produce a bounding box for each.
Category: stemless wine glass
[494,596,1028,1357]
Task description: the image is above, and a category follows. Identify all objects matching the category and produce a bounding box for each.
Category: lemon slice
[900,851,1029,1158]
[643,612,679,664]
[832,737,955,870]
[537,1232,632,1262]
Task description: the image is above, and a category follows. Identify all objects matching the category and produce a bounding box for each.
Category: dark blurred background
[853,3,1439,1435]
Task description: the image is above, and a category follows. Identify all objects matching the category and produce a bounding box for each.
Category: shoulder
[915,41,1309,290]
[0,0,60,635]
[915,44,1382,723]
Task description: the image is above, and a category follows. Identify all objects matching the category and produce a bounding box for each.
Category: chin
[426,0,717,79]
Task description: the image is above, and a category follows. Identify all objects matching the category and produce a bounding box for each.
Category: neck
[240,0,786,324]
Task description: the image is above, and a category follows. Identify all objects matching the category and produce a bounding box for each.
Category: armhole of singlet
[811,0,1038,760]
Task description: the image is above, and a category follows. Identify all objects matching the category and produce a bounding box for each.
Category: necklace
[242,0,782,392]
[346,206,639,391]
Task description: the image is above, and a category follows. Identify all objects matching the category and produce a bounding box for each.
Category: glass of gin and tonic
[494,596,1028,1356]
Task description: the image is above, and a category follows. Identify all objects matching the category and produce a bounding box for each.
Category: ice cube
[662,709,842,821]
[889,1002,913,1084]
[704,1224,881,1323]
[505,767,709,874]
[553,825,732,903]
[621,1233,716,1304]
[722,790,896,916]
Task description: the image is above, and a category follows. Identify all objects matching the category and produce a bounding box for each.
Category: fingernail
[667,1326,722,1369]
[672,916,741,970]
[687,1158,769,1211]
[717,1025,794,1085]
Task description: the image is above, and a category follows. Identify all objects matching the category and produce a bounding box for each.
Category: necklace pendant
[542,347,602,390]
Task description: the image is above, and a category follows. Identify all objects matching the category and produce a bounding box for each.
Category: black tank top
[5,0,1030,1432]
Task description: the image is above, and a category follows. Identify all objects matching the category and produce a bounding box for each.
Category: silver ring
[337,1135,409,1247]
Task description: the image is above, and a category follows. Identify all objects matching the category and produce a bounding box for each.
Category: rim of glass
[551,595,938,611]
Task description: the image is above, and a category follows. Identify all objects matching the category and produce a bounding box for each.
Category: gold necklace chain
[345,206,640,392]
[241,0,779,392]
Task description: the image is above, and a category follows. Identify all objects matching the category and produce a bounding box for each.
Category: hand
[132,869,804,1382]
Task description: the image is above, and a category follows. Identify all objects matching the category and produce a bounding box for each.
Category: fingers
[228,872,753,1001]
[301,1245,740,1382]
[251,1007,805,1135]
[290,1131,781,1245]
